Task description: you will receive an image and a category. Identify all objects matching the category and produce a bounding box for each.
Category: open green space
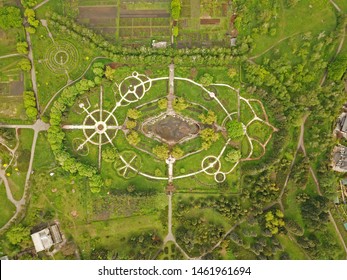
[0,182,16,228]
[0,0,346,261]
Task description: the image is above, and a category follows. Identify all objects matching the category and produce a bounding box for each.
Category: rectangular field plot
[177,0,232,48]
[77,1,171,45]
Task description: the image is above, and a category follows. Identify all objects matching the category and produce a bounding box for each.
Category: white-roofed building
[31,224,63,253]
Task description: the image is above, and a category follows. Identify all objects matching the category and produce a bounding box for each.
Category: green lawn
[277,234,309,260]
[0,182,16,228]
[250,0,337,56]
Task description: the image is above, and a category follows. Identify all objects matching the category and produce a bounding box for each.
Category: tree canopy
[0,7,22,30]
[226,120,244,139]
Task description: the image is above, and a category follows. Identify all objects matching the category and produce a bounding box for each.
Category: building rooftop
[31,224,63,253]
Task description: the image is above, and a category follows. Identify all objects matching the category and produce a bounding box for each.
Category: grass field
[250,0,337,57]
[0,182,16,228]
[8,128,34,200]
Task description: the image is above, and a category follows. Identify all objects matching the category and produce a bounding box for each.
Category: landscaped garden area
[0,0,347,261]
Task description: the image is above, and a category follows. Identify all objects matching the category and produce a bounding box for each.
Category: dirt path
[329,0,341,12]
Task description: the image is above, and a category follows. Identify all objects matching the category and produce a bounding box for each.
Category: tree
[25,26,36,34]
[172,146,184,159]
[265,210,285,235]
[158,98,168,110]
[173,97,188,111]
[23,91,37,120]
[0,7,22,30]
[21,0,37,8]
[171,0,181,20]
[225,149,241,163]
[18,58,32,72]
[328,56,347,81]
[6,225,30,245]
[89,175,103,193]
[105,66,115,80]
[126,120,137,129]
[16,42,29,54]
[127,131,140,145]
[102,147,118,163]
[285,219,304,236]
[173,26,179,37]
[200,128,219,150]
[226,120,244,139]
[199,110,217,125]
[24,8,39,28]
[127,108,141,120]
[153,145,169,160]
[199,73,214,87]
[228,68,237,78]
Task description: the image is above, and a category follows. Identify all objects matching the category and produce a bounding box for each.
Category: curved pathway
[0,120,49,233]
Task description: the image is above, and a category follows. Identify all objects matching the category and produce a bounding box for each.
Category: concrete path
[0,120,49,233]
[167,64,175,114]
[34,0,50,10]
[25,28,40,113]
[0,53,21,60]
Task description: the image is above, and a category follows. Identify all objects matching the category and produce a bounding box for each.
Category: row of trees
[23,91,38,120]
[24,8,39,34]
[47,78,104,193]
[47,12,236,66]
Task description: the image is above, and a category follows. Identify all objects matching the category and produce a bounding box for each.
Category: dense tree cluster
[0,6,22,30]
[176,195,245,221]
[126,230,162,259]
[264,210,285,235]
[300,195,329,230]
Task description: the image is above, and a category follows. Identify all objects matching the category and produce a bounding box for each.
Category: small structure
[152,40,167,49]
[334,111,347,138]
[31,224,63,253]
[344,223,347,231]
[332,145,347,172]
[230,38,237,47]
